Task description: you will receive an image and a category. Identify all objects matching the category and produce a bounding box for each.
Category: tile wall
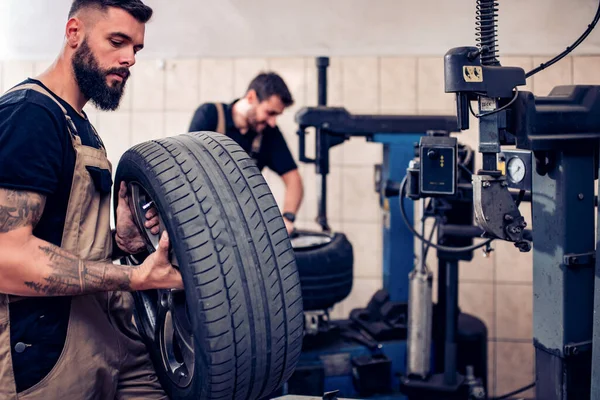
[1,54,598,397]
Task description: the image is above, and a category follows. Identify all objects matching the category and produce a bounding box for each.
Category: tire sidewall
[115,152,206,400]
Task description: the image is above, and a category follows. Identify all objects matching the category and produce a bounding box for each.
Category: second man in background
[188,72,304,234]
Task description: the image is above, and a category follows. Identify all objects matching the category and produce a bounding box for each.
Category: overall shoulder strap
[214,103,226,134]
[4,82,78,136]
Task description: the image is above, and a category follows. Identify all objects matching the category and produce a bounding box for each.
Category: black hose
[492,381,535,400]
[399,176,494,254]
[526,0,600,78]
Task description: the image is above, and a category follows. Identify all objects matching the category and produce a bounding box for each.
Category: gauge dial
[507,156,526,184]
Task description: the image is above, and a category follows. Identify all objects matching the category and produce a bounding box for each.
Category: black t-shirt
[188,101,298,176]
[0,78,102,392]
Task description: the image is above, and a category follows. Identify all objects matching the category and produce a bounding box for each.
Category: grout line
[460,279,498,284]
[491,338,533,344]
[495,280,533,286]
[162,60,167,138]
[570,55,575,85]
[415,57,420,115]
[377,56,382,115]
[196,58,202,106]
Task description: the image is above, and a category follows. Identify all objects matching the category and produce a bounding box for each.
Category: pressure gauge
[507,156,526,184]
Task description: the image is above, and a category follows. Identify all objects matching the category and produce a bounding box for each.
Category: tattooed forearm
[24,244,134,296]
[0,189,45,233]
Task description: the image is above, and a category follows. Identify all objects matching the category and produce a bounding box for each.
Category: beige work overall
[0,83,167,399]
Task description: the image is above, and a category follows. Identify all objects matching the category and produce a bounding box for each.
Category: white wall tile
[297,164,343,225]
[417,57,455,114]
[495,342,535,399]
[329,303,346,320]
[165,111,194,137]
[459,282,495,339]
[341,165,381,223]
[459,251,495,282]
[305,56,343,107]
[95,111,132,169]
[165,59,199,112]
[294,220,324,232]
[1,61,34,92]
[342,57,379,113]
[496,284,532,340]
[380,57,417,114]
[573,56,600,84]
[487,341,496,397]
[131,112,165,145]
[199,58,235,103]
[33,59,54,76]
[532,56,573,96]
[131,59,165,111]
[119,78,134,111]
[269,57,306,106]
[233,58,269,96]
[342,136,383,166]
[342,222,382,279]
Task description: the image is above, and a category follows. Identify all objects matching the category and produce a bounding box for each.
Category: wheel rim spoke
[156,289,195,388]
[123,182,193,388]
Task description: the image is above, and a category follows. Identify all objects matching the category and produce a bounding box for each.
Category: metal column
[533,149,595,399]
[590,142,600,400]
[374,133,423,303]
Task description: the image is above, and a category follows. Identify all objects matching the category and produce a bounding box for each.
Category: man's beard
[247,109,266,133]
[72,39,130,111]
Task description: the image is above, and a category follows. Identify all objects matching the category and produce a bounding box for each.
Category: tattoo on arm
[0,189,45,233]
[24,244,134,296]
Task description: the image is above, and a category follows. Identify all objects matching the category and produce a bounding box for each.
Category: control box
[419,136,457,196]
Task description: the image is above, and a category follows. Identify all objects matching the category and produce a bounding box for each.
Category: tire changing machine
[278,57,489,400]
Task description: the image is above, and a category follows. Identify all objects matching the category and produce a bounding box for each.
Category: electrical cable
[525,0,600,78]
[459,163,474,176]
[398,176,493,253]
[422,217,439,262]
[469,87,520,119]
[492,381,536,400]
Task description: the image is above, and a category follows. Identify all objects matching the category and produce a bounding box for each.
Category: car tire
[114,131,304,400]
[290,230,354,311]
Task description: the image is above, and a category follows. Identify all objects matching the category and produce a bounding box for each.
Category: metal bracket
[564,252,596,268]
[323,390,340,400]
[564,340,592,357]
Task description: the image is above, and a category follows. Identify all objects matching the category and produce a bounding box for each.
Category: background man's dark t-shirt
[188,101,298,176]
[0,78,104,392]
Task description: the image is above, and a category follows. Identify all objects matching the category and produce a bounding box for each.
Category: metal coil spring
[476,0,500,65]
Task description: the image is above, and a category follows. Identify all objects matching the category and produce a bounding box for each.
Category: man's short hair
[69,0,153,23]
[247,72,294,107]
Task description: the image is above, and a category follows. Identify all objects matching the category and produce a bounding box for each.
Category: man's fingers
[145,208,157,219]
[157,231,170,257]
[145,216,160,235]
[119,181,127,199]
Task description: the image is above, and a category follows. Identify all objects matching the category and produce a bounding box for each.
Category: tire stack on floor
[290,230,354,311]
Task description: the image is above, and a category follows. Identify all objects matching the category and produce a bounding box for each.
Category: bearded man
[0,1,182,398]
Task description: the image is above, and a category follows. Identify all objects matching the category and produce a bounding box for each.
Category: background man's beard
[72,40,129,111]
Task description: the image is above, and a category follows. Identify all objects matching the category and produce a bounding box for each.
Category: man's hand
[283,217,295,235]
[115,182,160,254]
[132,231,184,291]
